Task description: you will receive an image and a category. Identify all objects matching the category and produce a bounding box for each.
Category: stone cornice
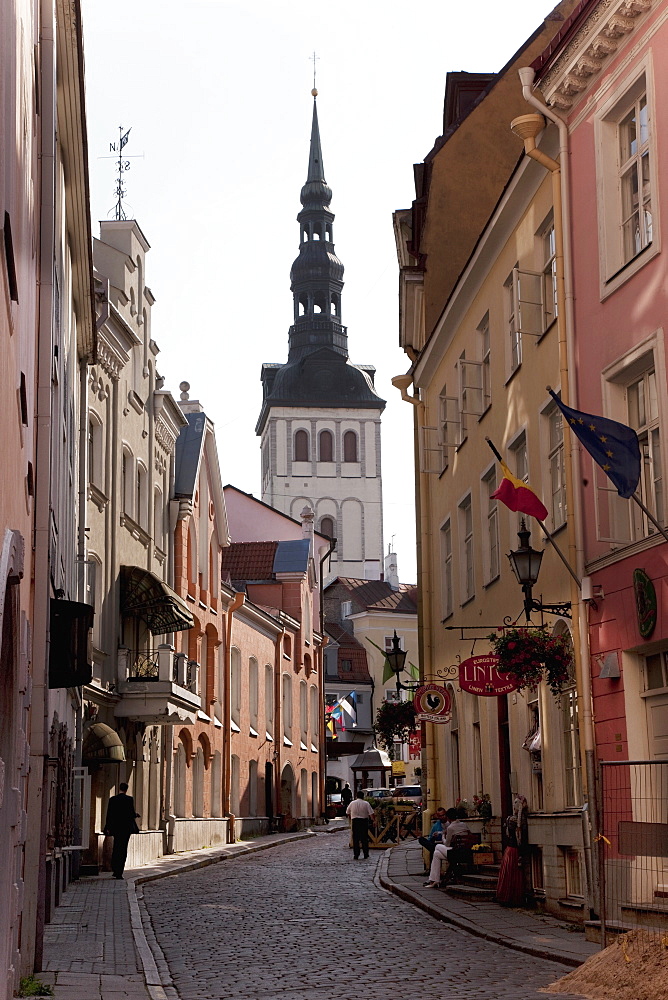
[539,0,655,110]
[154,391,187,454]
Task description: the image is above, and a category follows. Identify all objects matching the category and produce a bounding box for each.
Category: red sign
[408,731,421,760]
[458,655,520,696]
[414,684,451,723]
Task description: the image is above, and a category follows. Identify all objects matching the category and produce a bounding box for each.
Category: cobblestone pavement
[142,833,586,1000]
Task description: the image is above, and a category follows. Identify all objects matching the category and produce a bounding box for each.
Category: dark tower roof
[256,94,385,435]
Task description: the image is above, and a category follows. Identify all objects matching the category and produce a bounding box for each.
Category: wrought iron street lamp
[508,519,571,621]
[386,630,419,697]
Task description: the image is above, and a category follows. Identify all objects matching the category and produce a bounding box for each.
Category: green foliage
[18,976,54,997]
[373,700,417,760]
[488,626,573,696]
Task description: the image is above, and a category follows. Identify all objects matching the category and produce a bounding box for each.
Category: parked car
[362,787,393,800]
[391,784,423,808]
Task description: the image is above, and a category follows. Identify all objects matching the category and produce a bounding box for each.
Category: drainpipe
[391,374,436,835]
[223,591,244,841]
[273,628,284,826]
[512,70,599,916]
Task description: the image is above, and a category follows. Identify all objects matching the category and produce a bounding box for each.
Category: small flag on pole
[548,390,640,498]
[491,461,549,521]
[120,128,131,149]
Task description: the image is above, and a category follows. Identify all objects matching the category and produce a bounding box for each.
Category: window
[525,688,543,811]
[596,69,658,289]
[619,92,652,264]
[88,415,103,488]
[472,697,483,798]
[310,686,319,739]
[384,635,403,653]
[505,268,521,373]
[340,601,352,619]
[283,673,292,740]
[121,448,132,514]
[249,657,258,733]
[230,647,241,728]
[136,463,148,529]
[319,430,333,462]
[556,625,581,808]
[265,664,274,736]
[154,489,163,549]
[481,468,499,584]
[458,495,474,603]
[320,516,334,539]
[441,519,453,620]
[542,219,558,330]
[300,680,308,743]
[545,401,566,529]
[645,650,668,692]
[629,368,663,536]
[510,433,528,531]
[343,430,358,463]
[479,314,491,411]
[294,429,309,462]
[341,658,352,673]
[564,849,583,898]
[449,690,461,804]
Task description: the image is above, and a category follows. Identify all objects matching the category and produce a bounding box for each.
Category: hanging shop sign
[633,568,657,639]
[408,731,422,760]
[458,654,521,696]
[414,684,451,723]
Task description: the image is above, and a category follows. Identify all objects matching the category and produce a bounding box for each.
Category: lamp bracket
[528,599,572,620]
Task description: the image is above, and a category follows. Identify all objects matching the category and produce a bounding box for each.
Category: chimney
[385,549,400,591]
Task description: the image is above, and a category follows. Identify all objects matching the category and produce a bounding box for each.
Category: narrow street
[142,833,586,1000]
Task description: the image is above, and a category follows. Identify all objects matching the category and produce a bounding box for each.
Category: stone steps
[445,882,497,901]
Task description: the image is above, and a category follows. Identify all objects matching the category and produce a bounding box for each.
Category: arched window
[231,647,241,727]
[211,751,222,817]
[230,754,240,815]
[88,413,103,487]
[249,759,258,816]
[154,488,163,549]
[310,686,319,740]
[343,430,358,463]
[319,430,333,462]
[320,516,334,539]
[300,680,308,743]
[294,429,309,462]
[121,447,133,514]
[136,463,148,528]
[193,747,204,817]
[249,657,259,733]
[283,673,292,741]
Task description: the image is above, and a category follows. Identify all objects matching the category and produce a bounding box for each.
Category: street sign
[414,684,451,723]
[458,654,520,696]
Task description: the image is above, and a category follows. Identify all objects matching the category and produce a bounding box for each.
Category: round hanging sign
[633,568,657,639]
[458,654,521,696]
[414,684,451,723]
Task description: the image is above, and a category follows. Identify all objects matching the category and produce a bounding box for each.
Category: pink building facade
[534,0,668,768]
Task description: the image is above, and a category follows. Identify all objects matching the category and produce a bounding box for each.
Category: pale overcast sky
[81,0,556,584]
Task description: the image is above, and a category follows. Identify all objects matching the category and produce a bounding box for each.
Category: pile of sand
[543,930,668,1000]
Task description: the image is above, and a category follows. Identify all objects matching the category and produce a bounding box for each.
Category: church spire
[288,92,347,361]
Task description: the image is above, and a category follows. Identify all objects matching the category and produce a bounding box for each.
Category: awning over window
[82,722,126,762]
[120,566,194,634]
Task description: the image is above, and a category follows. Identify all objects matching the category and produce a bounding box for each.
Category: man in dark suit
[104,782,140,879]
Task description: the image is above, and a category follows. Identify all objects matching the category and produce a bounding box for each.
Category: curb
[377,850,584,969]
[127,830,316,997]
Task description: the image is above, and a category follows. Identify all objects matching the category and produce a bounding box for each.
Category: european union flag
[548,390,640,499]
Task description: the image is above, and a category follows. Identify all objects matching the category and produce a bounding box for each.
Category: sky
[80,0,557,584]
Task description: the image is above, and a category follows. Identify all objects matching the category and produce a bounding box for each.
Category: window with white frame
[230,647,241,728]
[282,673,292,740]
[505,267,521,373]
[542,218,558,330]
[481,468,499,584]
[597,346,664,545]
[510,432,528,530]
[441,518,453,620]
[479,313,491,411]
[545,400,566,530]
[459,494,474,603]
[249,657,259,733]
[265,664,274,736]
[596,68,657,289]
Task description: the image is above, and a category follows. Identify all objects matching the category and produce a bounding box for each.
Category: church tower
[256,91,385,580]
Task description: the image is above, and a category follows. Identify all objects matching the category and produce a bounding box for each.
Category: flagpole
[631,493,668,543]
[486,437,581,589]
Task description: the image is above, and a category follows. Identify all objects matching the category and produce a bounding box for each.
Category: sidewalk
[379,839,600,968]
[40,830,316,1000]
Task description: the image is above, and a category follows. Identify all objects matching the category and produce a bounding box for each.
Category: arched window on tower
[294,429,309,462]
[343,430,358,463]
[313,227,320,240]
[325,225,332,242]
[298,294,307,317]
[320,516,334,539]
[319,430,333,462]
[302,229,309,242]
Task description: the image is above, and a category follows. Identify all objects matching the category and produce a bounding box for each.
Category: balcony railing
[115,645,201,725]
[119,646,200,695]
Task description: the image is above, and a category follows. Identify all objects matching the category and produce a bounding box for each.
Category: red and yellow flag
[491,461,548,521]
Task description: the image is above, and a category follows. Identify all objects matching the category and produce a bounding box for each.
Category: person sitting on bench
[423,807,471,888]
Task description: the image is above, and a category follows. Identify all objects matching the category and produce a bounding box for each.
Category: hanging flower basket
[487,627,573,696]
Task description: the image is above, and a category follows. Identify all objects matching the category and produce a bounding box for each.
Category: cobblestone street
[142,833,586,1000]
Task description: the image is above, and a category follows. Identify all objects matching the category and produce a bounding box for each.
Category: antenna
[99,126,143,220]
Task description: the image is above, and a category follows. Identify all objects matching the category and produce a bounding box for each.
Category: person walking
[341,782,353,808]
[104,782,140,879]
[346,789,374,860]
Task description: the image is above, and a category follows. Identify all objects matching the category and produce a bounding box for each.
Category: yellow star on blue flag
[548,390,640,498]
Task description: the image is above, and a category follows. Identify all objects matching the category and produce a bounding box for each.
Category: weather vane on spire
[100,126,143,220]
[311,51,319,97]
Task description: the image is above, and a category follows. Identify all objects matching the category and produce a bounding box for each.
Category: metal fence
[599,760,668,949]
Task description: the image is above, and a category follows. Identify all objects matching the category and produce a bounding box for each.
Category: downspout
[391,374,436,833]
[513,70,598,916]
[223,591,244,842]
[319,539,336,820]
[26,2,57,974]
